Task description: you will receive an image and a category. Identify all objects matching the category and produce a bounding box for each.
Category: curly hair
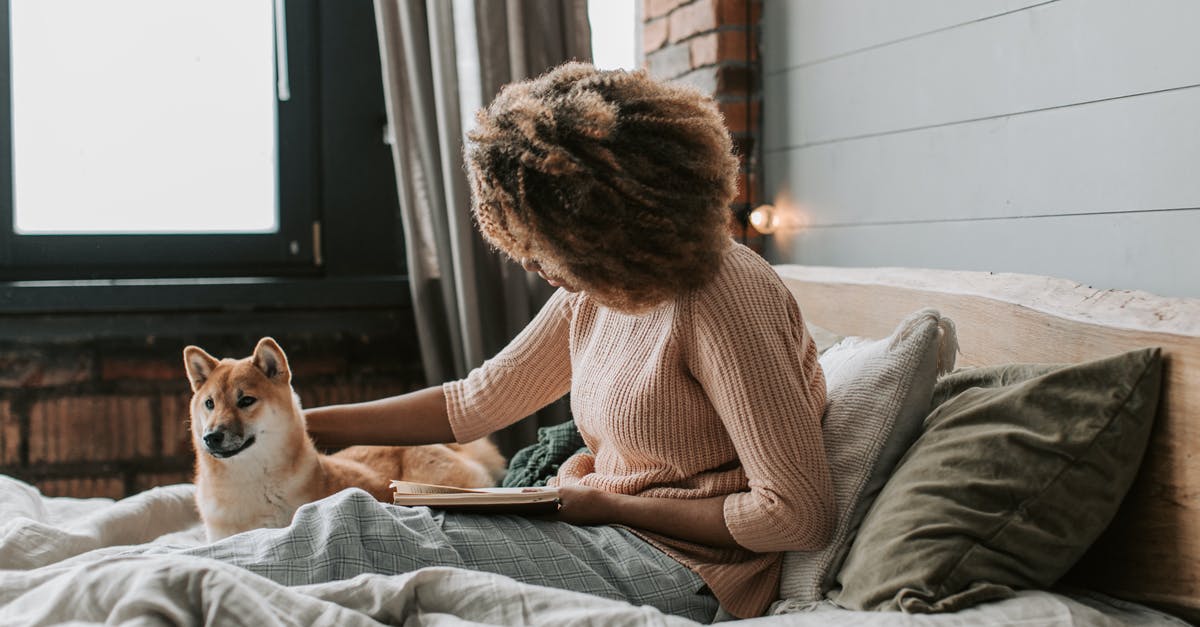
[464,62,739,312]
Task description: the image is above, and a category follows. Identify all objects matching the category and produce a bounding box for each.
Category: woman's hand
[553,485,743,549]
[554,484,614,526]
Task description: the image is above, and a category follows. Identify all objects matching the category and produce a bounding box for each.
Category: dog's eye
[237,396,257,409]
[204,398,214,410]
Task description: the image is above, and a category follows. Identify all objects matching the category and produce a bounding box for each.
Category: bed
[1,264,1196,626]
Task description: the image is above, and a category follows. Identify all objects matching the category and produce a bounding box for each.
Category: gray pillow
[830,348,1163,613]
[778,309,958,604]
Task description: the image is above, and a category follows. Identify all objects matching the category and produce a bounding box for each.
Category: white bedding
[0,476,1187,626]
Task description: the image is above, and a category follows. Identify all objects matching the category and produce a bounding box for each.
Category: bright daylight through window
[10,0,277,234]
[588,0,636,71]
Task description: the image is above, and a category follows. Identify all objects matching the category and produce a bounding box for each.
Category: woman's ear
[252,337,292,385]
[183,346,219,392]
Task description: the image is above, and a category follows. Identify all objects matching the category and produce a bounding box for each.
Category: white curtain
[374,0,591,454]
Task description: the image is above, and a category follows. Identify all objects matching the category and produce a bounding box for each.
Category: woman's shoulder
[684,241,799,326]
[680,242,813,378]
[695,241,792,300]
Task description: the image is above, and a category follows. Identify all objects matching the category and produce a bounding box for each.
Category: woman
[308,63,833,621]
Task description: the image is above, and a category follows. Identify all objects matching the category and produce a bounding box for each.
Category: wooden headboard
[774,264,1200,621]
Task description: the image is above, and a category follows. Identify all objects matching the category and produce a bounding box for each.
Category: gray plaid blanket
[0,476,1187,626]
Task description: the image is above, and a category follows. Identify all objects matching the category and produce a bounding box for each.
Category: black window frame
[0,0,321,280]
[0,0,409,317]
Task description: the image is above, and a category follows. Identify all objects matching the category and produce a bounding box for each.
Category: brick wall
[0,323,423,499]
[643,0,763,238]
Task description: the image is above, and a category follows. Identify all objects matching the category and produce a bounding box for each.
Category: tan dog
[184,337,506,541]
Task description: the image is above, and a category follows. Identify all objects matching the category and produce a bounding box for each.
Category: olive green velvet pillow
[830,347,1163,613]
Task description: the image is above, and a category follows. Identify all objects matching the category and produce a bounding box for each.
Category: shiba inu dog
[184,337,506,541]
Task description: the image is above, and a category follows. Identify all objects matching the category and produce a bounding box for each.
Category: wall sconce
[748,203,806,235]
[748,204,779,234]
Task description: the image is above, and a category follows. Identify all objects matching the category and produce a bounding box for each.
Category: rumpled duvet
[0,477,688,627]
[0,476,1188,626]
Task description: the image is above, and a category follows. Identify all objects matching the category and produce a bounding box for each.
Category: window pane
[10,0,278,234]
[588,0,636,71]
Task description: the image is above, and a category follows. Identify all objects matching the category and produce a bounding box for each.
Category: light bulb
[748,204,777,234]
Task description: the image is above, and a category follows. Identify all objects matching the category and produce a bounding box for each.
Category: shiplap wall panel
[772,209,1200,299]
[763,0,1200,150]
[763,0,1200,298]
[762,0,1050,74]
[764,86,1200,225]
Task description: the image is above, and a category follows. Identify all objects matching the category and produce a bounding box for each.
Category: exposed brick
[289,354,351,379]
[643,16,669,53]
[29,396,156,463]
[691,30,755,68]
[644,0,687,20]
[717,64,755,94]
[0,349,41,388]
[0,400,17,465]
[716,0,761,26]
[681,67,755,100]
[724,29,755,62]
[645,42,691,80]
[0,349,93,388]
[689,32,719,67]
[160,394,194,457]
[719,100,749,133]
[134,471,193,493]
[101,356,183,382]
[304,383,352,409]
[674,66,718,95]
[302,381,411,410]
[36,476,125,499]
[669,0,716,43]
[715,99,753,132]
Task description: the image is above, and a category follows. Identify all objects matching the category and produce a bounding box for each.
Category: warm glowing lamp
[748,204,778,234]
[748,199,810,236]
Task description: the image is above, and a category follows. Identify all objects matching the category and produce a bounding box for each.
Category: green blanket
[500,420,590,488]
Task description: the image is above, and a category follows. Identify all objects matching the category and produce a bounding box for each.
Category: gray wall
[761,0,1200,298]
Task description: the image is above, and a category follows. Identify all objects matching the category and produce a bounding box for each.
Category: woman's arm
[304,385,455,448]
[555,484,742,549]
[684,263,836,553]
[306,288,576,449]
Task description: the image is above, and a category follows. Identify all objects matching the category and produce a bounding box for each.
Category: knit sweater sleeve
[686,264,835,553]
[442,288,574,443]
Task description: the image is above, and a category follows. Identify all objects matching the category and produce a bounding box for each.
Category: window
[588,0,637,71]
[0,0,405,312]
[0,0,327,280]
[11,0,278,236]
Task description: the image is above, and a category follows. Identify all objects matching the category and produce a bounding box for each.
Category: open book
[390,480,560,515]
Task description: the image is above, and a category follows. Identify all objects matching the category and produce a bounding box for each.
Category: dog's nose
[203,430,226,450]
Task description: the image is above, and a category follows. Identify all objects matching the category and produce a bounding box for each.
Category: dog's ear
[183,346,220,392]
[252,337,291,384]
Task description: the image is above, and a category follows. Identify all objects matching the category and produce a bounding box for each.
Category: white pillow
[778,308,958,607]
[806,321,845,356]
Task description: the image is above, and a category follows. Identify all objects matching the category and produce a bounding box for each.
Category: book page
[389,480,489,495]
[390,480,559,512]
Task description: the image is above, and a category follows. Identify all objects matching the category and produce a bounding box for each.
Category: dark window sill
[0,275,409,314]
[0,275,413,342]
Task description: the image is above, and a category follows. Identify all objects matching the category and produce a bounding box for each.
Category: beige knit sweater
[443,242,834,618]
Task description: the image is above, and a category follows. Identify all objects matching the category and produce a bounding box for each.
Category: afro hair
[464,62,739,312]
